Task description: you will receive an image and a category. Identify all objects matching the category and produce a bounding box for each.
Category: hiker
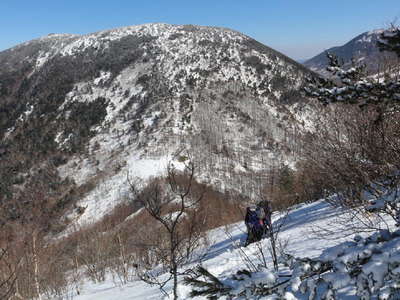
[258,200,272,235]
[244,206,264,246]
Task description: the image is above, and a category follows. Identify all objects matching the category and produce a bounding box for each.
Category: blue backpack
[246,207,262,229]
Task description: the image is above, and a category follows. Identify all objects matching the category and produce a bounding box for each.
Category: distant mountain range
[304,29,399,76]
[296,58,308,64]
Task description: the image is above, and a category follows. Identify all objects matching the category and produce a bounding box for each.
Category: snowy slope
[61,199,396,299]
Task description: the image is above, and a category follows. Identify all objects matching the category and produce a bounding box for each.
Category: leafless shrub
[128,157,208,300]
[299,104,400,226]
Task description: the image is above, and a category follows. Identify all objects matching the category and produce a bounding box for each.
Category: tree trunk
[172,264,178,300]
[14,279,24,300]
[269,229,279,272]
[32,233,42,300]
[117,233,128,283]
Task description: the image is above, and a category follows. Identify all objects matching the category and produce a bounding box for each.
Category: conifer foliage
[378,26,400,57]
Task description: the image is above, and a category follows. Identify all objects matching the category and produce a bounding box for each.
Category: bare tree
[266,208,293,273]
[0,245,20,300]
[129,157,206,300]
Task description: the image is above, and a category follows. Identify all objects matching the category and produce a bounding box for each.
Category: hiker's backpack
[258,201,272,223]
[256,206,266,220]
[245,206,261,227]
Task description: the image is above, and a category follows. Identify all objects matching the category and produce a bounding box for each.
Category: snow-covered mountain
[304,29,399,76]
[0,23,316,228]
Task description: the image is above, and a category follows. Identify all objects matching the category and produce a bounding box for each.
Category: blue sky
[0,0,399,60]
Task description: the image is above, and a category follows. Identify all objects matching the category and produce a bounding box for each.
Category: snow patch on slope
[62,154,178,226]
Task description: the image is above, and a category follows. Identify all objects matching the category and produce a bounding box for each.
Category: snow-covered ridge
[367,28,385,36]
[7,23,251,68]
[356,29,384,43]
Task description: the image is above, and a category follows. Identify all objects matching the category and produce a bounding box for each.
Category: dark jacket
[245,207,263,229]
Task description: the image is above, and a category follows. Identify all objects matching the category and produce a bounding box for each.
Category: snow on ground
[62,154,185,227]
[60,199,390,299]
